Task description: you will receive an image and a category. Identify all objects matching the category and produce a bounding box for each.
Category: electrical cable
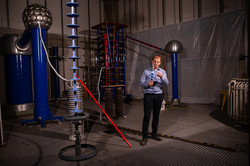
[97,67,106,122]
[37,21,72,84]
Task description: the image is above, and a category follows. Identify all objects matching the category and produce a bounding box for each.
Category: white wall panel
[149,0,158,28]
[8,0,26,30]
[202,0,220,17]
[224,0,245,12]
[157,0,163,27]
[28,0,44,4]
[78,0,89,32]
[0,0,245,35]
[89,0,101,28]
[142,0,149,29]
[165,0,177,25]
[124,0,130,33]
[182,0,196,22]
[47,0,62,34]
[118,0,125,24]
[0,0,7,28]
[137,0,144,31]
[131,0,137,32]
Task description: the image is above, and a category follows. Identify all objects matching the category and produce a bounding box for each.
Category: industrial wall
[0,0,247,105]
[126,10,246,104]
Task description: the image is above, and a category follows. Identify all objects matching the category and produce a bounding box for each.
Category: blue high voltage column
[31,27,51,124]
[21,4,63,129]
[165,40,183,106]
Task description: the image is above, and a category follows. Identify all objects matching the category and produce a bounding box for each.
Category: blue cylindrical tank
[0,34,33,113]
[4,54,33,104]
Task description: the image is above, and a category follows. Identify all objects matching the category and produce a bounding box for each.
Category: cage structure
[92,22,127,118]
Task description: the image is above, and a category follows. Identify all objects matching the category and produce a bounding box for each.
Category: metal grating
[102,140,248,166]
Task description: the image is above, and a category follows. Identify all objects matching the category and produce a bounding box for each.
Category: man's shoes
[140,138,147,146]
[152,134,162,141]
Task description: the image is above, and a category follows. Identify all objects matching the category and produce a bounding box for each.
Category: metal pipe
[16,30,31,50]
[172,52,178,100]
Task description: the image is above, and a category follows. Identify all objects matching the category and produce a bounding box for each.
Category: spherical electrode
[165,40,183,53]
[22,4,53,31]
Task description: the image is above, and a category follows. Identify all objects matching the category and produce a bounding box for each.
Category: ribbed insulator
[67,83,84,141]
[104,88,114,118]
[67,84,84,111]
[115,87,123,118]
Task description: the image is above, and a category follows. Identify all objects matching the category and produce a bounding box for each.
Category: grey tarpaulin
[125,10,246,104]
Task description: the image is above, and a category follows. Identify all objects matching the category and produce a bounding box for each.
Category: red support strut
[76,74,132,148]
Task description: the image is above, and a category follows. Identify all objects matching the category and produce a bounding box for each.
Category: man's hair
[152,55,161,61]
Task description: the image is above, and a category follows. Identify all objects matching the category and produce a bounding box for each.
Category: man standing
[139,55,169,146]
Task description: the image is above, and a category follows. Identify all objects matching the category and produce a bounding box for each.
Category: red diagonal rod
[126,35,166,70]
[76,75,132,148]
[126,35,164,51]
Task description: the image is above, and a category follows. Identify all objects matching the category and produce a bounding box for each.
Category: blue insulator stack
[58,2,98,161]
[66,0,82,115]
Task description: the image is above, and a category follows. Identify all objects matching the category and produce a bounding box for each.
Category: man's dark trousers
[142,93,163,139]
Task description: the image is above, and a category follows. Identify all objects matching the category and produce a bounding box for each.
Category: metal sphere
[22,4,53,31]
[165,40,183,53]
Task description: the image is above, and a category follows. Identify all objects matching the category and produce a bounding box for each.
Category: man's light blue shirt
[140,67,169,94]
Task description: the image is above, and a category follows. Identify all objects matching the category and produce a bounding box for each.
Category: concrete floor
[0,99,249,166]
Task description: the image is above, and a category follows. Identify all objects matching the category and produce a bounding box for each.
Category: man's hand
[157,72,163,78]
[148,81,154,86]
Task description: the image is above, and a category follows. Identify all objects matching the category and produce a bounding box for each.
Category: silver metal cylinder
[0,34,32,56]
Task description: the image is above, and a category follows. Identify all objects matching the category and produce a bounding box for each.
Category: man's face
[152,56,161,69]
